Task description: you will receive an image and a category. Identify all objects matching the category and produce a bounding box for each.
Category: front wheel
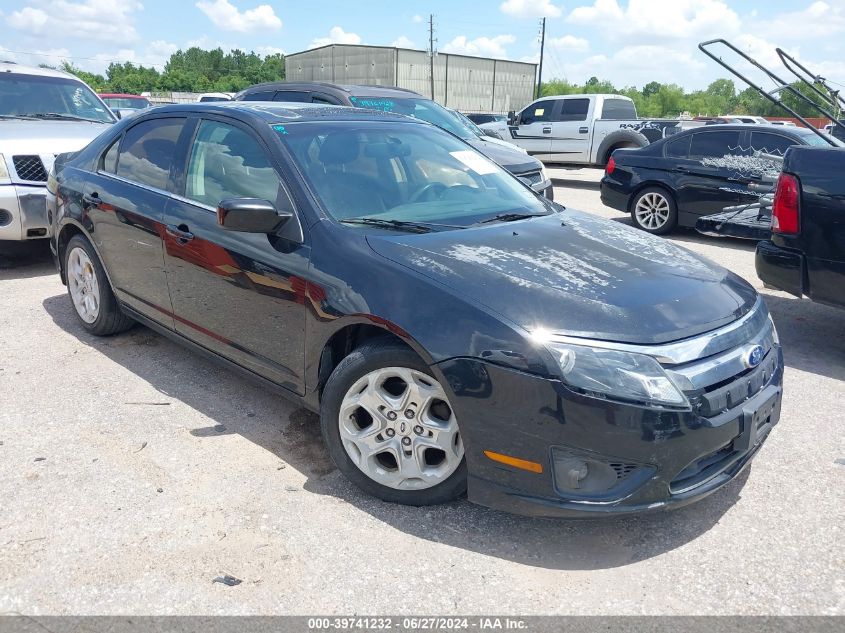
[630,187,678,235]
[65,234,134,336]
[320,339,467,506]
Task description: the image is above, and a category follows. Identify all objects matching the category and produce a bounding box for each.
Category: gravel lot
[1,168,843,615]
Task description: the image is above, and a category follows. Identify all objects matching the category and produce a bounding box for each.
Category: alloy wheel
[338,367,464,490]
[67,246,100,324]
[634,192,671,230]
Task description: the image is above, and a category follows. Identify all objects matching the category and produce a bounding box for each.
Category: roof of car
[675,123,819,137]
[99,93,148,98]
[236,81,424,99]
[138,101,427,125]
[0,61,82,80]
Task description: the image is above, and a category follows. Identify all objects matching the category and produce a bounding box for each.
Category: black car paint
[756,145,845,310]
[233,82,553,200]
[50,103,778,516]
[600,125,820,228]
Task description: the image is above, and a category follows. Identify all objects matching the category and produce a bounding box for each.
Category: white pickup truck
[483,94,682,167]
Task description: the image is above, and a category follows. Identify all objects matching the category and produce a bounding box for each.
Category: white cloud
[7,1,144,44]
[441,35,516,58]
[391,36,415,49]
[255,45,286,57]
[559,44,708,87]
[548,35,589,52]
[7,7,48,32]
[195,0,282,33]
[500,0,563,18]
[412,14,423,23]
[309,26,362,49]
[568,0,740,39]
[757,1,845,41]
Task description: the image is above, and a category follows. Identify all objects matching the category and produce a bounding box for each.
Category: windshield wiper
[340,217,435,233]
[20,112,100,122]
[0,114,39,120]
[477,212,547,224]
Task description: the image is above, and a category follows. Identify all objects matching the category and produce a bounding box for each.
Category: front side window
[276,120,549,227]
[689,131,741,159]
[186,120,281,208]
[0,73,114,123]
[519,100,556,125]
[241,91,276,101]
[116,118,184,190]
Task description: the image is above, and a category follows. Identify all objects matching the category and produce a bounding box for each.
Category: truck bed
[695,208,772,241]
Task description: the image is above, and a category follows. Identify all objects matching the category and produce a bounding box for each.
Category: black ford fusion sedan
[47,102,783,517]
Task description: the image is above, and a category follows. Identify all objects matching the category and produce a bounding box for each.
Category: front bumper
[0,184,49,241]
[437,350,783,518]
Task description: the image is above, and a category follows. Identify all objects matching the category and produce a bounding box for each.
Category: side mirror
[507,110,517,126]
[217,198,291,233]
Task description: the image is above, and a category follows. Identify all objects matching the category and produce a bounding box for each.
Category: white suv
[0,62,114,242]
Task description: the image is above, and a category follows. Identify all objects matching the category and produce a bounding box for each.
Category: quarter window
[116,118,184,190]
[185,120,281,208]
[101,138,119,173]
[688,131,741,159]
[665,135,691,159]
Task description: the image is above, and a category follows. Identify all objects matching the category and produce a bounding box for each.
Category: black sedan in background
[600,124,836,234]
[47,102,782,517]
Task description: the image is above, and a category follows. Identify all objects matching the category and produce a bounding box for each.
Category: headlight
[0,154,9,184]
[46,170,59,195]
[768,313,780,345]
[548,342,689,408]
[541,166,550,182]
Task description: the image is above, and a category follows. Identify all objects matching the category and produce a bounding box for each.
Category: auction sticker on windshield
[450,150,497,175]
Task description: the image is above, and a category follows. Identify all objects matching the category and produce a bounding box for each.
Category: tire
[320,338,467,506]
[630,186,678,235]
[64,234,134,336]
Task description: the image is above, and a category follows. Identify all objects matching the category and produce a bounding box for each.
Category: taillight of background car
[772,172,800,235]
[605,156,616,176]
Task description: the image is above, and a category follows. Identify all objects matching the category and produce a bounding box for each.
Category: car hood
[367,211,758,345]
[464,136,541,175]
[0,119,112,155]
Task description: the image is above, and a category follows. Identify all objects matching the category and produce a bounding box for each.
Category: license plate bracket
[735,386,782,453]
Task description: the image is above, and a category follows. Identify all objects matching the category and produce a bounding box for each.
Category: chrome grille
[13,155,48,182]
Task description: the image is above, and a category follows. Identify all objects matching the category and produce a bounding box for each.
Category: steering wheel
[410,182,448,203]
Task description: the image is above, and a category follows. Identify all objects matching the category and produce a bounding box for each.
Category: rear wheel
[65,234,134,336]
[630,187,678,235]
[320,339,467,506]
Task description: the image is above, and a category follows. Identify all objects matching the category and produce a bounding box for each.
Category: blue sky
[2,0,844,90]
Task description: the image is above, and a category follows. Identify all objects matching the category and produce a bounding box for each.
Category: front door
[162,116,310,394]
[509,99,556,159]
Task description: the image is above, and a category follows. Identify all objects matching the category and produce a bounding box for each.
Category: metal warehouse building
[285,44,537,113]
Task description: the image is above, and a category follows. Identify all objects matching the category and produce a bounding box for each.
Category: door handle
[542,126,552,134]
[673,166,691,173]
[579,127,589,134]
[83,192,102,207]
[166,224,194,243]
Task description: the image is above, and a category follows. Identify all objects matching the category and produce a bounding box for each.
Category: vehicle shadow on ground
[551,178,600,191]
[0,242,55,281]
[43,293,748,571]
[762,291,845,381]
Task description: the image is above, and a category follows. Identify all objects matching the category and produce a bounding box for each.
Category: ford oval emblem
[744,345,765,368]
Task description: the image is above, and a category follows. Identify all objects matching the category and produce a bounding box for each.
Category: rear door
[547,97,593,162]
[84,116,192,327]
[161,116,310,394]
[509,99,556,158]
[672,129,750,223]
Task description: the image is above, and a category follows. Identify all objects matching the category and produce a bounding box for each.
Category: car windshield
[275,120,549,228]
[102,97,150,109]
[348,95,476,140]
[0,73,114,123]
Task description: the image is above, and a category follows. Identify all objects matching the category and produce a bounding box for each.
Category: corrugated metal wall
[286,45,536,112]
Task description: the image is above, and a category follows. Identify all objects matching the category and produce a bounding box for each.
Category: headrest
[319,134,360,165]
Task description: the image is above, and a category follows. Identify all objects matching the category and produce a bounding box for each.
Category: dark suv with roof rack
[233,82,553,200]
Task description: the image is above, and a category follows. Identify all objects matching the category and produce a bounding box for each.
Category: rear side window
[185,120,281,208]
[273,91,311,103]
[116,118,184,190]
[665,135,691,159]
[556,98,590,122]
[750,132,797,156]
[241,90,276,101]
[600,99,635,120]
[689,131,741,159]
[311,94,339,105]
[520,100,556,124]
[101,138,119,173]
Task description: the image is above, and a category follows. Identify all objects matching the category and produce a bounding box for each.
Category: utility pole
[429,14,436,100]
[536,17,546,99]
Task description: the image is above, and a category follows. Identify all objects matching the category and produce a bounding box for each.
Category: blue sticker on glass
[350,96,395,112]
[272,124,289,134]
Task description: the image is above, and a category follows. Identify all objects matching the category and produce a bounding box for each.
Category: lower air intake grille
[13,155,48,182]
